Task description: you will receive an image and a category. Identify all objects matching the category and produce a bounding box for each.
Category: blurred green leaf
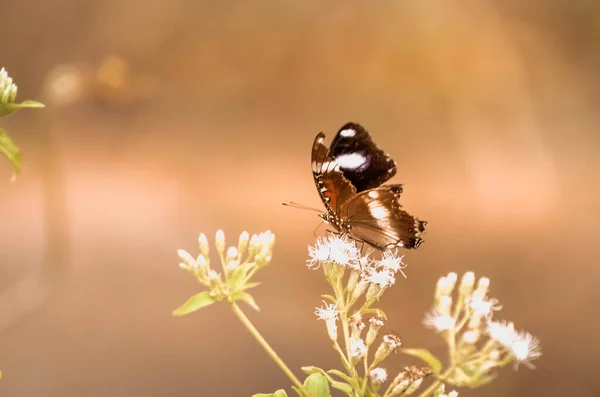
[252,390,288,397]
[401,348,442,374]
[326,369,352,383]
[329,380,353,396]
[232,291,260,311]
[303,373,331,397]
[363,308,387,320]
[0,128,21,181]
[0,100,45,118]
[172,291,215,316]
[320,294,336,303]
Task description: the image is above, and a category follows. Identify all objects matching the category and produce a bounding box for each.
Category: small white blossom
[307,236,360,269]
[378,249,406,275]
[469,295,502,318]
[370,367,387,384]
[510,331,542,368]
[365,268,396,288]
[462,330,479,344]
[349,337,367,359]
[314,301,339,321]
[487,320,517,347]
[424,309,455,332]
[315,301,340,340]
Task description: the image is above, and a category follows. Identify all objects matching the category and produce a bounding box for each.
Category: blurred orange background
[0,1,598,396]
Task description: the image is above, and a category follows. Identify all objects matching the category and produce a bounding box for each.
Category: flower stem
[415,367,454,397]
[230,302,311,397]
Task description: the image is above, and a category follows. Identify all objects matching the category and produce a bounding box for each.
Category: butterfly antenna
[282,201,322,213]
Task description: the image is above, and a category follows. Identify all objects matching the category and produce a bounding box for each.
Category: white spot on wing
[340,128,356,137]
[335,153,367,170]
[370,206,389,219]
[368,191,379,199]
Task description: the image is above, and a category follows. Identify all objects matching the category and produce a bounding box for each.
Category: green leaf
[401,348,443,374]
[229,263,251,289]
[252,390,288,397]
[0,100,45,118]
[329,380,353,396]
[362,308,387,320]
[242,281,261,291]
[172,291,215,316]
[303,373,331,397]
[326,369,352,383]
[320,294,336,303]
[301,366,323,375]
[232,291,260,311]
[0,128,21,181]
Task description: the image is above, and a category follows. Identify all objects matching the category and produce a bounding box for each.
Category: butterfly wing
[312,132,357,215]
[340,184,427,250]
[328,122,397,192]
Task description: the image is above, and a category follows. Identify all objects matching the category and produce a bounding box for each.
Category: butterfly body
[311,123,427,250]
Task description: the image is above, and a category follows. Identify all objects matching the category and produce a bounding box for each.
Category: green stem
[415,367,455,397]
[230,302,311,397]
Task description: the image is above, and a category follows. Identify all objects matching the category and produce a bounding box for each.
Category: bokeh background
[0,1,599,396]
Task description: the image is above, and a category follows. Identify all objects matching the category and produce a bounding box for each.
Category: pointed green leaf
[362,308,387,320]
[242,281,261,291]
[233,291,260,311]
[172,291,215,316]
[301,366,323,375]
[291,386,303,397]
[401,348,443,374]
[0,100,45,118]
[229,262,251,289]
[320,294,336,303]
[252,390,288,397]
[304,373,331,397]
[0,128,21,181]
[329,380,353,396]
[326,369,352,383]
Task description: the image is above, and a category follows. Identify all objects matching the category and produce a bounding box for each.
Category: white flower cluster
[424,272,542,379]
[178,229,275,287]
[0,68,18,105]
[307,235,407,296]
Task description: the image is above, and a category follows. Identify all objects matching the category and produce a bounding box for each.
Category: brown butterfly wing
[340,184,427,250]
[312,132,357,215]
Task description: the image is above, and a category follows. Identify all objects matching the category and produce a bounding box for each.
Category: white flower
[487,320,517,348]
[469,295,502,318]
[462,330,479,344]
[424,309,455,332]
[510,331,542,368]
[0,68,18,104]
[307,236,360,269]
[365,268,396,288]
[370,367,387,384]
[378,249,406,275]
[314,301,339,321]
[315,301,340,341]
[349,337,367,359]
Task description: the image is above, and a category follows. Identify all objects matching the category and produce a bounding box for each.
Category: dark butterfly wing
[340,184,427,250]
[328,122,397,192]
[312,132,357,215]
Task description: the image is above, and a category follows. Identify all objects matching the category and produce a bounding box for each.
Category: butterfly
[311,122,427,250]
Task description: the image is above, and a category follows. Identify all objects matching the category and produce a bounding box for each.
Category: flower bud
[366,316,384,346]
[215,230,225,254]
[177,249,196,267]
[373,334,401,365]
[238,231,249,255]
[369,368,387,393]
[198,233,210,257]
[459,272,475,296]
